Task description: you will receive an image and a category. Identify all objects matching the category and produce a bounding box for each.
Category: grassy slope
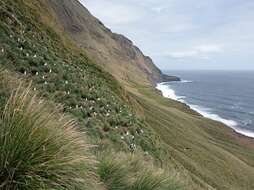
[0,0,184,189]
[128,85,254,190]
[1,0,254,190]
[0,73,183,190]
[0,0,157,154]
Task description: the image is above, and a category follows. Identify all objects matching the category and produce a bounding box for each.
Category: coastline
[156,82,254,139]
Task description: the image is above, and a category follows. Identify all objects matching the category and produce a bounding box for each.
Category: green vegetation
[97,152,182,190]
[128,86,254,190]
[0,0,159,156]
[1,0,254,190]
[0,86,94,189]
[0,0,182,189]
[0,77,182,190]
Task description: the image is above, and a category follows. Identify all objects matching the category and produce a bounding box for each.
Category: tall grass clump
[97,152,183,190]
[0,86,94,190]
[98,155,128,190]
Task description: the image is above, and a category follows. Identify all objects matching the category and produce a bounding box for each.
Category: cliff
[46,0,177,85]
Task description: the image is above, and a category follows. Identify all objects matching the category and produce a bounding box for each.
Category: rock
[159,74,181,82]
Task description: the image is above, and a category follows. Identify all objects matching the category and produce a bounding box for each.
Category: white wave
[180,80,193,83]
[189,104,238,127]
[233,128,254,138]
[156,82,254,138]
[156,83,185,102]
[156,83,177,100]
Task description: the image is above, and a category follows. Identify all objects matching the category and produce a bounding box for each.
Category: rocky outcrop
[160,74,181,82]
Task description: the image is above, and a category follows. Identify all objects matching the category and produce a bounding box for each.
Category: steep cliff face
[46,0,178,86]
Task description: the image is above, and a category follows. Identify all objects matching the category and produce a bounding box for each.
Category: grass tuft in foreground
[0,85,94,190]
[97,152,182,190]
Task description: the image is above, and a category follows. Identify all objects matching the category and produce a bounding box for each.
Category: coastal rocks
[159,74,181,83]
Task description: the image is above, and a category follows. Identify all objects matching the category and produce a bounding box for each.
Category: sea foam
[156,83,185,102]
[180,80,193,83]
[156,82,254,138]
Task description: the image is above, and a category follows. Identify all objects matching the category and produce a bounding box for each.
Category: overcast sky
[81,0,254,71]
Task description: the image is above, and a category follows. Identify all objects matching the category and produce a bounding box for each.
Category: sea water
[157,70,254,138]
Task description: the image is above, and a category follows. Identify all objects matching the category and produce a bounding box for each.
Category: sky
[80,0,254,71]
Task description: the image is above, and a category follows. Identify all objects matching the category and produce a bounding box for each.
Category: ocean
[157,70,254,138]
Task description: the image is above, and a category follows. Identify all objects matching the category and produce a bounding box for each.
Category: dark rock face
[46,0,177,86]
[160,74,181,82]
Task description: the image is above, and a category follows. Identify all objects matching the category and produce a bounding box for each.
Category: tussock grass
[98,156,128,190]
[0,86,94,190]
[97,152,182,190]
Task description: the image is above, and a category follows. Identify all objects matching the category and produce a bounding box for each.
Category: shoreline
[156,82,254,139]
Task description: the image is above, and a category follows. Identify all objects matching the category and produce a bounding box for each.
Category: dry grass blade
[0,85,95,190]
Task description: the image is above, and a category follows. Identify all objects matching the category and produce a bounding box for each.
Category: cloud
[167,51,198,58]
[166,44,223,59]
[195,44,223,53]
[81,0,146,25]
[152,6,165,13]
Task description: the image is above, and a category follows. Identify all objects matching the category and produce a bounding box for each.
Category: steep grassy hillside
[0,0,161,155]
[1,0,254,190]
[0,0,182,189]
[42,1,254,189]
[0,74,183,190]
